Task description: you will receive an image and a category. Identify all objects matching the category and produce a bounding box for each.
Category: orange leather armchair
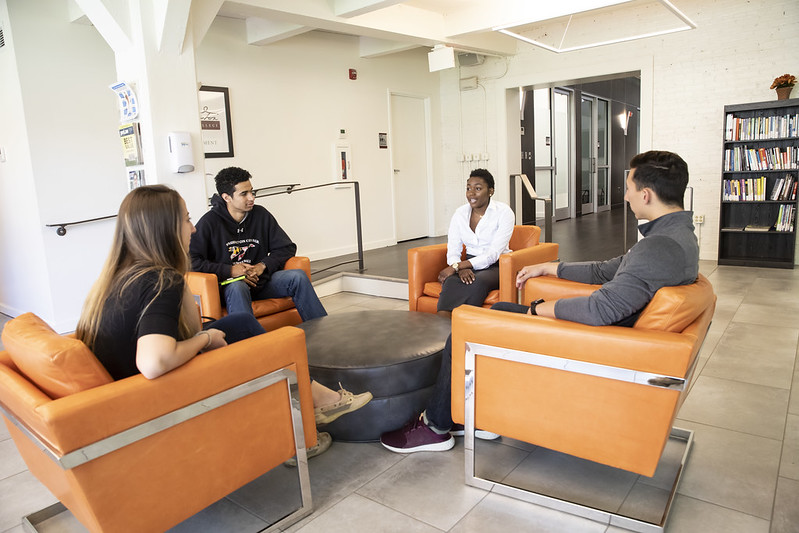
[0,313,316,533]
[450,274,715,529]
[452,273,715,476]
[186,256,311,330]
[408,225,559,313]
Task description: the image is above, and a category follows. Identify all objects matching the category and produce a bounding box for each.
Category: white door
[391,94,430,241]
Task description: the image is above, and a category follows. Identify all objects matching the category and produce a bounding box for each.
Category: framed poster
[198,86,234,158]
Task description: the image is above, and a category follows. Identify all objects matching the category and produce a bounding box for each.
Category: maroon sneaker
[380,415,455,453]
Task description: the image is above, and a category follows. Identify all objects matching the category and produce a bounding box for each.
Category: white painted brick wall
[440,0,799,261]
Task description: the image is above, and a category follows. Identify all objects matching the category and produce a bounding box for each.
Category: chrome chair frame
[462,341,694,533]
[1,367,312,533]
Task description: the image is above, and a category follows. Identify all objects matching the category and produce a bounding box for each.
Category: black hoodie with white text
[189,194,297,289]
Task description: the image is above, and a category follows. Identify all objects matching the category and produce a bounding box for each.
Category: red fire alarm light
[349,68,357,80]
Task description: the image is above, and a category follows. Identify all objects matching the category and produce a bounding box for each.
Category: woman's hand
[201,328,228,352]
[437,266,456,283]
[458,268,476,284]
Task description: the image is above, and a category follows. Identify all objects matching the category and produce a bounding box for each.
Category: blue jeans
[203,312,265,343]
[223,269,327,322]
[424,302,530,431]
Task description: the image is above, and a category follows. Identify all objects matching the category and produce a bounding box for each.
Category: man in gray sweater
[514,150,699,326]
[381,150,700,454]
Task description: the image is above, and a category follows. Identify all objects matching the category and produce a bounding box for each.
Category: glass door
[580,96,594,214]
[596,98,610,212]
[553,89,572,220]
[532,88,553,221]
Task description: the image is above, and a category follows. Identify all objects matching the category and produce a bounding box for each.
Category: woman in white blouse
[436,169,515,316]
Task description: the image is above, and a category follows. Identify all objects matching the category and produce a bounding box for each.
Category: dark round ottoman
[295,310,451,442]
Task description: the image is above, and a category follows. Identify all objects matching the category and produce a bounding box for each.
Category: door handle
[393,169,400,173]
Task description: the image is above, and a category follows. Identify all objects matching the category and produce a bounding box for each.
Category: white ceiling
[214,0,696,58]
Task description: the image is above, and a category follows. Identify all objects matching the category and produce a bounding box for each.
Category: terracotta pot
[776,86,793,100]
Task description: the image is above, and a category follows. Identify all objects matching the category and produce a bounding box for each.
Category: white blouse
[446,200,515,271]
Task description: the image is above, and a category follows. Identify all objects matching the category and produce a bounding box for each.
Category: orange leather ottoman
[297,310,451,442]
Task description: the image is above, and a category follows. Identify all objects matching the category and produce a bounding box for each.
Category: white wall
[195,18,442,259]
[0,0,125,331]
[442,0,799,261]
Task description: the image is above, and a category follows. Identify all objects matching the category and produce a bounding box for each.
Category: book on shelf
[723,145,798,171]
[725,112,799,141]
[723,176,767,201]
[743,225,772,232]
[775,204,796,232]
[769,174,797,201]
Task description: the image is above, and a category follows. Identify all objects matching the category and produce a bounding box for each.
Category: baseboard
[313,273,407,300]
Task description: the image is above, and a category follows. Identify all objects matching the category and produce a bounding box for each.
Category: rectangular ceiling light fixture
[494,0,696,54]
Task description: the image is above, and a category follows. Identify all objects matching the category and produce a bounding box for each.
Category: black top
[92,270,183,380]
[189,194,297,288]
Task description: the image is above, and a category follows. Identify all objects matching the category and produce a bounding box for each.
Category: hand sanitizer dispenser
[168,132,194,173]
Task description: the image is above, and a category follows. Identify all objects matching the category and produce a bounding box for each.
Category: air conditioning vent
[0,27,5,48]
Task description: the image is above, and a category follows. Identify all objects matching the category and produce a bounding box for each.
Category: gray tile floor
[2,260,799,532]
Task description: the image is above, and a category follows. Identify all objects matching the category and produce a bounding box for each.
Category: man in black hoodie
[189,167,327,321]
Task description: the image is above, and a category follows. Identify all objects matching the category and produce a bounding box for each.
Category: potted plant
[770,74,796,100]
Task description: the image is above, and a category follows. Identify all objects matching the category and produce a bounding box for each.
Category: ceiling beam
[222,0,517,56]
[189,0,225,49]
[358,36,419,58]
[246,17,312,46]
[72,0,132,53]
[332,0,405,19]
[152,0,191,53]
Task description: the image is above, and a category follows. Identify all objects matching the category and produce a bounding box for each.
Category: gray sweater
[554,211,699,326]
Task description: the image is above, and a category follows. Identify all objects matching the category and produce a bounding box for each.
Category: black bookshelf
[719,98,799,268]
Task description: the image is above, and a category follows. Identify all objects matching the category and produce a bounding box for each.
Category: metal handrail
[509,174,553,242]
[46,215,117,236]
[45,180,366,274]
[250,181,365,274]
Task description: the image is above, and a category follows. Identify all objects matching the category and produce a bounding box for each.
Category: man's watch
[451,262,459,272]
[530,298,545,315]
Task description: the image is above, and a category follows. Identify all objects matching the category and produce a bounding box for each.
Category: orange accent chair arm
[185,256,310,321]
[498,243,560,303]
[521,274,601,303]
[408,243,448,311]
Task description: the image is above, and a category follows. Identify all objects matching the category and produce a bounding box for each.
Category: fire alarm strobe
[349,68,357,80]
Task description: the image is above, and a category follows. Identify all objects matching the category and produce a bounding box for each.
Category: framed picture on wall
[198,86,234,158]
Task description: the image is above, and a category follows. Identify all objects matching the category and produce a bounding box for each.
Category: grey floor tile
[472,438,530,481]
[294,493,440,533]
[451,492,607,533]
[284,441,402,527]
[167,497,268,533]
[356,444,487,531]
[732,302,799,328]
[674,420,781,519]
[678,375,789,440]
[320,292,377,313]
[663,494,769,533]
[746,277,799,301]
[781,413,799,480]
[0,420,10,441]
[0,438,26,481]
[617,482,671,526]
[771,476,799,533]
[0,471,58,532]
[791,367,799,416]
[701,322,798,389]
[503,447,637,515]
